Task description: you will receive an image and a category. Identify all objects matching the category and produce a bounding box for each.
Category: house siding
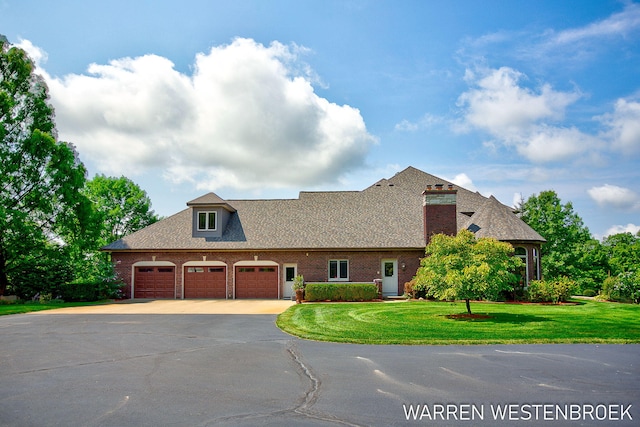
[112,249,423,299]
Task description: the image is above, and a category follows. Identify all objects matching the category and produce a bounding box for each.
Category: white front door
[381,259,398,296]
[283,264,297,299]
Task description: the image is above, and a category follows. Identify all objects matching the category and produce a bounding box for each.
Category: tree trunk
[0,253,7,296]
[465,299,471,315]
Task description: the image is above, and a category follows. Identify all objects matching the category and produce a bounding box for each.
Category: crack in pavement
[198,340,364,426]
[286,341,364,426]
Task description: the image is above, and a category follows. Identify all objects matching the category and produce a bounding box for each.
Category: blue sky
[2,0,639,238]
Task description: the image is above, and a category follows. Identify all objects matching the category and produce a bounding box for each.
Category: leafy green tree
[602,232,640,276]
[0,38,95,296]
[519,191,592,282]
[84,175,159,247]
[574,238,609,293]
[415,230,522,314]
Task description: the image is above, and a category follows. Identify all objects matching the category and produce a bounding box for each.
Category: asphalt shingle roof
[103,166,544,251]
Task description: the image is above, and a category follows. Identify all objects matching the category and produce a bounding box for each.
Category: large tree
[415,230,522,314]
[518,190,592,281]
[84,175,159,247]
[0,38,94,296]
[602,232,640,276]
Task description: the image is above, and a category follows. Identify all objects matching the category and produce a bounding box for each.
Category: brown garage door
[134,266,175,298]
[235,266,278,298]
[184,266,227,298]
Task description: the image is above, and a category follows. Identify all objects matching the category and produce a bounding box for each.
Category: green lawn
[276,299,640,345]
[0,301,105,316]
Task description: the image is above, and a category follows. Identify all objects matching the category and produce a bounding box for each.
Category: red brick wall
[111,249,424,299]
[423,204,457,243]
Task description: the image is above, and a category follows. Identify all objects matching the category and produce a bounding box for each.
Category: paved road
[0,302,638,426]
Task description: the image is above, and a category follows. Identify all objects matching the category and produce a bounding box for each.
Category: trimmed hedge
[304,283,378,302]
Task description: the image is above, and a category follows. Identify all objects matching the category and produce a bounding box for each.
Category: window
[197,211,217,231]
[514,247,528,286]
[533,248,541,280]
[384,262,394,277]
[285,266,296,282]
[329,260,348,281]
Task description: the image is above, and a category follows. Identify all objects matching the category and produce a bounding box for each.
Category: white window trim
[197,211,218,231]
[328,259,349,282]
[514,247,529,286]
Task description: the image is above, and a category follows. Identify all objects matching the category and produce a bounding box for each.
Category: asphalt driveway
[0,301,638,426]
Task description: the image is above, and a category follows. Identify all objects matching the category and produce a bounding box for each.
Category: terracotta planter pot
[295,289,305,304]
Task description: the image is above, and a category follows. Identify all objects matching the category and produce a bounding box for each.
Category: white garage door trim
[131,261,177,299]
[232,260,279,299]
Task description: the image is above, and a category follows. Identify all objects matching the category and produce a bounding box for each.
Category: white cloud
[15,38,48,67]
[42,38,376,190]
[516,125,600,163]
[459,67,580,137]
[551,2,640,45]
[588,184,640,210]
[457,67,605,164]
[448,173,477,192]
[604,223,640,237]
[394,113,443,132]
[599,97,640,155]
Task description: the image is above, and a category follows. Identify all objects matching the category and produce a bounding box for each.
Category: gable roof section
[103,166,544,251]
[460,196,546,242]
[187,192,237,212]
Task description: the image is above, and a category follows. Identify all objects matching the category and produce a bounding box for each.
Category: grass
[276,299,640,345]
[0,300,106,316]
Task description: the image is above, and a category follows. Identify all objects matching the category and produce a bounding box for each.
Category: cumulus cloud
[605,223,640,237]
[457,66,605,163]
[42,38,376,190]
[599,97,640,155]
[459,67,580,136]
[588,184,640,210]
[448,173,477,192]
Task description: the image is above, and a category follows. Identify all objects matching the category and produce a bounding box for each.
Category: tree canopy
[518,190,592,281]
[415,230,522,314]
[0,39,95,296]
[84,175,159,247]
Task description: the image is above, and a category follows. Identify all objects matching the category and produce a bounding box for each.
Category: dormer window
[197,211,217,231]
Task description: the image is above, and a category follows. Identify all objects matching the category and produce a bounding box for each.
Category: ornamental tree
[415,230,522,314]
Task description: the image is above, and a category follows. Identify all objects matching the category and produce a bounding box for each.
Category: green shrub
[58,280,124,302]
[304,283,378,302]
[582,289,597,297]
[600,276,618,301]
[527,277,577,303]
[527,280,551,302]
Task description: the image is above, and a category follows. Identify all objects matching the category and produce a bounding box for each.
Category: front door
[283,264,297,299]
[381,259,398,297]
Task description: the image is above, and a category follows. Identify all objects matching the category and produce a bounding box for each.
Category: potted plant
[293,274,305,304]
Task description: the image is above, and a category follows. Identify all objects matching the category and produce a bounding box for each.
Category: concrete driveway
[0,301,638,426]
[45,299,295,315]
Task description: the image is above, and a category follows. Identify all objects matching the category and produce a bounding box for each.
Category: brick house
[103,167,545,299]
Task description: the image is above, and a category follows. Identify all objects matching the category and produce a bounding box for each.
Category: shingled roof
[102,166,544,251]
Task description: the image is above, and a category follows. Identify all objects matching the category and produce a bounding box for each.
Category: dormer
[187,192,236,239]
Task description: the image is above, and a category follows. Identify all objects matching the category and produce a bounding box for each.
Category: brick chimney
[422,183,457,244]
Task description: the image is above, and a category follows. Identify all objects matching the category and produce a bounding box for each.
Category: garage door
[184,266,227,298]
[235,266,278,298]
[134,266,175,298]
